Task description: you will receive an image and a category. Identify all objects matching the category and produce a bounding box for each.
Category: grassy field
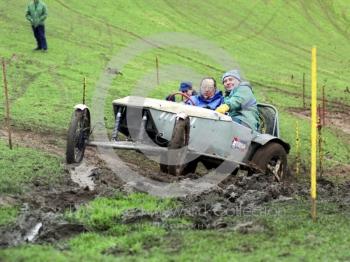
[0,0,349,162]
[0,0,350,260]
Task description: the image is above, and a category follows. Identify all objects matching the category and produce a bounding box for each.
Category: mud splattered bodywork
[67,96,290,179]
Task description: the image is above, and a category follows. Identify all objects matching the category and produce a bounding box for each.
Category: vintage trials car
[66,94,290,181]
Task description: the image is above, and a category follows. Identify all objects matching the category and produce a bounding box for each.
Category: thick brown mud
[1,129,350,248]
[2,160,350,247]
[113,171,350,233]
[0,153,124,247]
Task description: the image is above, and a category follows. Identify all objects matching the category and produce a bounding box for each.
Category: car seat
[257,103,279,137]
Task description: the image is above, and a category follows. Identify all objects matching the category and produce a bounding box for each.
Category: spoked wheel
[160,117,197,176]
[66,109,91,164]
[250,142,288,182]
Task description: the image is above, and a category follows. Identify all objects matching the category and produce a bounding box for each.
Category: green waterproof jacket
[223,82,260,131]
[25,1,47,27]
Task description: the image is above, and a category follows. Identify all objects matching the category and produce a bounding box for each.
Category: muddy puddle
[69,161,97,190]
[0,206,87,247]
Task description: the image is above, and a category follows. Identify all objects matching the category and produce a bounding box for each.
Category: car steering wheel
[167,92,195,105]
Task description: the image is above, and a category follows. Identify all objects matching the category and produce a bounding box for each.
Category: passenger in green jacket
[25,0,48,51]
[216,70,259,131]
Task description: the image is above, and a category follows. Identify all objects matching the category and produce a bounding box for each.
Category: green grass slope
[0,0,349,165]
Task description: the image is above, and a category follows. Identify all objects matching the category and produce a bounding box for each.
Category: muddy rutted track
[0,161,124,247]
[93,173,350,232]
[0,128,125,247]
[176,172,295,229]
[1,127,350,248]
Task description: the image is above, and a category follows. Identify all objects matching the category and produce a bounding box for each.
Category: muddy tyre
[161,117,198,176]
[251,142,288,181]
[66,109,90,164]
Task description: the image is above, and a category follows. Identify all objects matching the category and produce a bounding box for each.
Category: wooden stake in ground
[156,56,159,85]
[310,47,317,222]
[322,84,326,126]
[295,121,301,176]
[317,105,324,177]
[83,77,86,104]
[302,72,306,108]
[2,58,12,149]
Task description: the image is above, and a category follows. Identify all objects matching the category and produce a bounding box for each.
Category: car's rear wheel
[160,117,197,176]
[66,109,90,164]
[250,142,288,181]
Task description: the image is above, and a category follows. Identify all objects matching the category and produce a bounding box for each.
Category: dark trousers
[32,25,47,50]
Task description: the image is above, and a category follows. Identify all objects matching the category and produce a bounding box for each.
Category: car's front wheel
[66,109,90,164]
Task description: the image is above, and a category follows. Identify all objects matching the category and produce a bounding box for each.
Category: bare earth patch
[288,107,350,136]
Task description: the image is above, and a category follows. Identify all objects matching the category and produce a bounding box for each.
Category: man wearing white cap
[216,70,259,130]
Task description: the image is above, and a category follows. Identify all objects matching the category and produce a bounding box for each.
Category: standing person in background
[26,0,48,51]
[216,70,259,130]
